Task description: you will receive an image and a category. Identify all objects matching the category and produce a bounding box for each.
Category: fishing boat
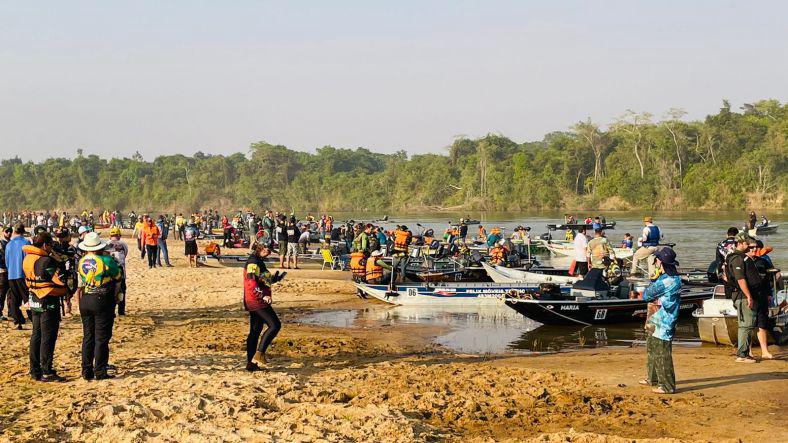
[745,223,779,236]
[482,262,579,285]
[504,276,713,325]
[545,242,634,260]
[356,281,572,306]
[547,222,616,231]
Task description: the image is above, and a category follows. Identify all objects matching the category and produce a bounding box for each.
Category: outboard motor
[570,268,610,299]
[538,283,563,300]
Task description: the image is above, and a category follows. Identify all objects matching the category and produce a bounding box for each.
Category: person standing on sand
[184,220,200,268]
[640,248,682,394]
[6,223,31,329]
[132,216,146,259]
[106,227,129,316]
[0,226,12,321]
[156,215,173,267]
[243,242,284,371]
[142,217,160,269]
[723,233,759,363]
[76,232,122,380]
[23,232,68,382]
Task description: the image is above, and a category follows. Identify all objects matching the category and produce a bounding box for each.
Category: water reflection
[298,307,701,355]
[512,320,700,353]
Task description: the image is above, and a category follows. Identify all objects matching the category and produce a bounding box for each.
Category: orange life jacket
[366,258,383,282]
[22,245,67,298]
[349,252,367,279]
[205,242,220,255]
[490,246,507,265]
[424,236,433,245]
[393,230,410,251]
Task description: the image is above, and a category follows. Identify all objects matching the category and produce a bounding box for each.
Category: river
[331,210,786,268]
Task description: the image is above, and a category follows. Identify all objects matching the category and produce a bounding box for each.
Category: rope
[534,302,592,326]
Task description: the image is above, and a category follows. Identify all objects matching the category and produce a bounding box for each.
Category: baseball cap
[734,232,756,245]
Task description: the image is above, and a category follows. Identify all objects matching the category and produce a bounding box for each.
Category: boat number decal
[407,288,417,297]
[594,309,608,320]
[455,273,462,281]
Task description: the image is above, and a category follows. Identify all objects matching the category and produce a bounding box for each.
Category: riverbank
[0,242,785,442]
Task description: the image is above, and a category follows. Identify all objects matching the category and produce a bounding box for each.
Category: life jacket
[490,246,507,265]
[366,258,384,282]
[565,230,574,241]
[22,245,67,298]
[349,252,367,280]
[643,225,660,247]
[205,242,220,255]
[393,230,410,252]
[424,236,433,246]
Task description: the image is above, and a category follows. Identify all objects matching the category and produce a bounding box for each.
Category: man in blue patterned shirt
[640,248,682,394]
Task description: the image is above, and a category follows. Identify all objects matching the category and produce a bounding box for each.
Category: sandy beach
[1,238,786,442]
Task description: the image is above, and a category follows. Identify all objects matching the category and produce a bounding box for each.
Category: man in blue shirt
[640,247,681,394]
[6,223,31,328]
[156,215,173,267]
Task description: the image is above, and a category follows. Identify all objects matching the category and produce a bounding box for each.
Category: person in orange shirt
[142,217,160,269]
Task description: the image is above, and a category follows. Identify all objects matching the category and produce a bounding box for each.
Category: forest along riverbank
[0,246,785,442]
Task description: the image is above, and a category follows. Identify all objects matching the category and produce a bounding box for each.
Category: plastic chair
[321,248,338,270]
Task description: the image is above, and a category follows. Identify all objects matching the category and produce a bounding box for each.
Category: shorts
[278,242,288,256]
[185,241,198,256]
[753,299,770,329]
[573,261,589,276]
[286,242,299,258]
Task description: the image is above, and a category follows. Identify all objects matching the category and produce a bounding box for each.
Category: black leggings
[246,306,281,362]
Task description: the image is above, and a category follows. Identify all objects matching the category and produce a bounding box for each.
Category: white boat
[355,281,571,307]
[481,262,579,285]
[545,242,634,260]
[692,286,738,346]
[694,285,788,346]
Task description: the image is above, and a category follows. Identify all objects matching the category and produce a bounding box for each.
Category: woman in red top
[244,242,284,371]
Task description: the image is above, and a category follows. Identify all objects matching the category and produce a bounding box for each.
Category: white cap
[78,226,89,235]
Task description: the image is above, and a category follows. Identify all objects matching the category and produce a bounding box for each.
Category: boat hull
[482,262,578,285]
[356,282,566,307]
[505,290,712,325]
[695,315,738,346]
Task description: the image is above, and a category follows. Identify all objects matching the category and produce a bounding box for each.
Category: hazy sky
[1,1,786,161]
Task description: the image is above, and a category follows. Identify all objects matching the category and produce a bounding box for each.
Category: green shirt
[587,237,615,269]
[78,253,121,295]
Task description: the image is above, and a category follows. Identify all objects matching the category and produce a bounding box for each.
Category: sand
[0,238,786,442]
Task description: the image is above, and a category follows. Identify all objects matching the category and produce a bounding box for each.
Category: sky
[1,0,786,161]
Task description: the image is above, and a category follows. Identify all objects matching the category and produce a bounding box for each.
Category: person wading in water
[244,242,285,371]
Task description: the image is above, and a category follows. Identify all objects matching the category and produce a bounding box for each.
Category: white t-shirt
[573,233,589,262]
[106,239,129,267]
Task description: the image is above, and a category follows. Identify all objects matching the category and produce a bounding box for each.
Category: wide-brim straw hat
[78,232,108,252]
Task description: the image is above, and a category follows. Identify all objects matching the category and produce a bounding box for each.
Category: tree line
[1,99,785,213]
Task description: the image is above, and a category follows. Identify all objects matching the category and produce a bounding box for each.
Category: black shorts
[574,261,589,276]
[753,300,770,329]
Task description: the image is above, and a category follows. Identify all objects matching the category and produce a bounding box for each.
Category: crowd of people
[0,207,781,388]
[0,223,127,381]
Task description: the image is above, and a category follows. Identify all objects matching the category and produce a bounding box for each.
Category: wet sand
[0,239,786,442]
